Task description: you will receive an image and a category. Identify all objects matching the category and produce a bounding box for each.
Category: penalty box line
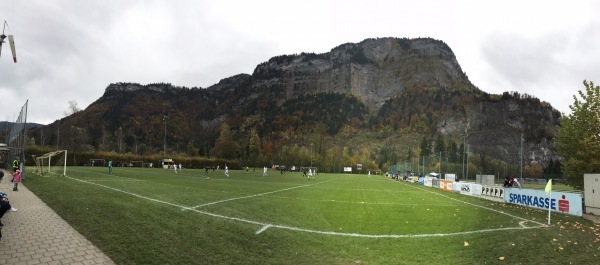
[188,179,335,210]
[65,175,543,238]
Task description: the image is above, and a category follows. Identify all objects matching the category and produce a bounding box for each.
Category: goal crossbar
[33,150,67,176]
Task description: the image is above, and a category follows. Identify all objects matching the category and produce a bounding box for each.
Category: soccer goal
[90,159,105,167]
[33,150,67,177]
[130,161,144,167]
[367,169,382,175]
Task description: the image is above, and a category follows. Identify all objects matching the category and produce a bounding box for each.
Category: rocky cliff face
[250,37,475,111]
[104,38,473,113]
[437,94,560,165]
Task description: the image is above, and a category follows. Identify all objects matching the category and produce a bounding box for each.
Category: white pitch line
[189,179,334,209]
[256,225,271,234]
[394,180,545,227]
[65,175,545,238]
[65,175,196,210]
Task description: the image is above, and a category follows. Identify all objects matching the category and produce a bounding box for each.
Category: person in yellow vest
[12,157,19,173]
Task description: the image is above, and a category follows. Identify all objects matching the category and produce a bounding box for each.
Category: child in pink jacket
[12,169,21,191]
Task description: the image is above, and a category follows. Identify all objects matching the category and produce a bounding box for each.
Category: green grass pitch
[24,167,600,264]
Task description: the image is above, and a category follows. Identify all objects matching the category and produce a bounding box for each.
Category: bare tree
[64,100,82,116]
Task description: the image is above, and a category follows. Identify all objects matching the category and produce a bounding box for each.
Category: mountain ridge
[25,37,561,176]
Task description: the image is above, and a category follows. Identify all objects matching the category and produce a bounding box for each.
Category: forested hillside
[25,37,562,179]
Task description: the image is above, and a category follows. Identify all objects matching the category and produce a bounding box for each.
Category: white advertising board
[504,188,583,216]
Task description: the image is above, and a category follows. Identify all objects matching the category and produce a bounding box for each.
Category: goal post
[90,159,105,167]
[367,169,382,175]
[33,150,67,177]
[130,161,144,167]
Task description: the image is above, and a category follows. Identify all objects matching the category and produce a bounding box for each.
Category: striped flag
[545,179,552,194]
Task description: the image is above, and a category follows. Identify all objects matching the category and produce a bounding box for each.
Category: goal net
[33,150,67,177]
[130,161,144,167]
[367,169,382,175]
[90,159,105,167]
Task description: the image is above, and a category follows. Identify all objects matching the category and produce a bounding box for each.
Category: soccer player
[225,165,229,177]
[108,160,113,175]
[308,168,314,180]
[263,166,268,176]
[173,164,178,174]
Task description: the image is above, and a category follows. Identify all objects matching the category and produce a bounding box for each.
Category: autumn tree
[214,123,238,159]
[420,137,431,157]
[555,80,600,190]
[248,128,261,166]
[447,140,459,163]
[524,161,544,178]
[433,135,446,155]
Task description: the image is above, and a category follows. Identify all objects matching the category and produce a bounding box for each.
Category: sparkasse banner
[504,188,583,216]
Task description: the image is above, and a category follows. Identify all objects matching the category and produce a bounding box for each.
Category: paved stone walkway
[0,171,115,265]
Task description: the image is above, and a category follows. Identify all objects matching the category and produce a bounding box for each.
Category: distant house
[0,143,7,168]
[161,158,175,169]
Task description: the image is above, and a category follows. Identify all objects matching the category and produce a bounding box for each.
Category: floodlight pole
[439,151,441,179]
[310,143,313,168]
[520,133,523,180]
[461,131,469,181]
[422,156,425,176]
[466,144,469,181]
[163,114,168,159]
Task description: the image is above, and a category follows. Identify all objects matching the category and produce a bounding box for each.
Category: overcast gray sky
[1,0,598,124]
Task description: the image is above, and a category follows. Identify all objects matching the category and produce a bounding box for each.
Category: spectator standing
[12,157,19,173]
[12,170,21,191]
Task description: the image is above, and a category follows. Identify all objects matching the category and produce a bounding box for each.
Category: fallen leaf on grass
[464,242,469,247]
